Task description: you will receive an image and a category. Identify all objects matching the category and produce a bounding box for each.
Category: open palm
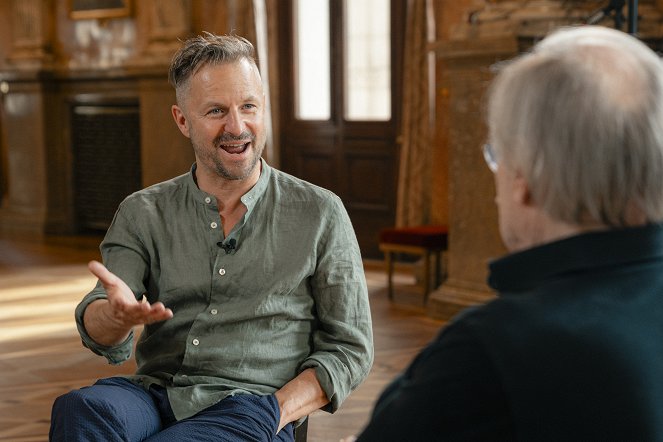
[88,260,173,328]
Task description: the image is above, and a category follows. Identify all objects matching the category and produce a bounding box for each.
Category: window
[344,0,391,121]
[294,0,331,120]
[293,0,391,121]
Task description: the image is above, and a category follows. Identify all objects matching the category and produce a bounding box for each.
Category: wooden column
[427,36,516,320]
[0,1,58,235]
[0,71,57,235]
[426,0,663,321]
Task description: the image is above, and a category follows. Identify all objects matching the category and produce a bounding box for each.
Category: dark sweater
[358,224,663,441]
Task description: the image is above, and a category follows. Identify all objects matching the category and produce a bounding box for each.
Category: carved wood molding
[9,0,55,67]
[148,0,191,41]
[451,0,663,44]
[136,0,192,64]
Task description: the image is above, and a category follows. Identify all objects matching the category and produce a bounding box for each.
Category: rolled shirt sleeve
[74,207,151,365]
[300,195,374,412]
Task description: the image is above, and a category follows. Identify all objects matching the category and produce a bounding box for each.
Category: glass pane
[344,0,391,121]
[295,0,331,120]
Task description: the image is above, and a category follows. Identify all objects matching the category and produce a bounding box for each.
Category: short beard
[193,131,264,181]
[214,152,261,181]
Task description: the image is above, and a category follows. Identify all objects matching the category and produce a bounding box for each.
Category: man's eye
[208,108,223,115]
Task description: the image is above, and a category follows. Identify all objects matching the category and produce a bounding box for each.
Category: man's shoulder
[120,171,190,208]
[268,166,340,203]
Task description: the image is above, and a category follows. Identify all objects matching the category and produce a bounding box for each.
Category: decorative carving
[9,0,54,67]
[458,0,663,46]
[130,0,191,65]
[69,0,132,20]
[149,0,190,40]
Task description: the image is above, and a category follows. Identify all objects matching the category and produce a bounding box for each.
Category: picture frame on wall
[69,0,132,20]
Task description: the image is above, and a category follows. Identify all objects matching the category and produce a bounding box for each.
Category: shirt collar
[185,159,271,212]
[488,223,663,293]
[241,158,270,217]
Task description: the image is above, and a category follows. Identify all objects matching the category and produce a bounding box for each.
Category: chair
[378,225,448,303]
[294,417,308,442]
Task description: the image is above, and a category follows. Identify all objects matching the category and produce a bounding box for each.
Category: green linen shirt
[74,159,374,420]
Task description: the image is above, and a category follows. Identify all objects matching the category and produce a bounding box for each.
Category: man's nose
[224,108,246,136]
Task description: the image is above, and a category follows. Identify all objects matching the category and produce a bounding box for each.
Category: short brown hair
[168,32,257,103]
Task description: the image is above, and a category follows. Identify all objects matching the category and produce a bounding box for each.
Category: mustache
[215,132,255,144]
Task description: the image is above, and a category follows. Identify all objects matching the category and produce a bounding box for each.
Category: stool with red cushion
[378,225,448,303]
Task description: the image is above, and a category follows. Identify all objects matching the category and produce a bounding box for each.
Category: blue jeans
[50,377,294,442]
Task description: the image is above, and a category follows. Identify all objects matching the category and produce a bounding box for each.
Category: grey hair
[487,26,663,226]
[168,32,258,104]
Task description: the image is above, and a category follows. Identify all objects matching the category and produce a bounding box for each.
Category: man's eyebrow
[201,100,226,108]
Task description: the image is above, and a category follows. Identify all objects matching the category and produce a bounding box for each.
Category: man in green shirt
[50,33,373,442]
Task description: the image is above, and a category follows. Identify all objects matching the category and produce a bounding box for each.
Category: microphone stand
[587,0,638,35]
[627,0,638,35]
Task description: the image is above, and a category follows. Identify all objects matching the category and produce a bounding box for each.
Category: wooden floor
[0,234,445,442]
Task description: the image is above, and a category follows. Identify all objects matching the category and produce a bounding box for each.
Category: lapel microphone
[217,238,236,254]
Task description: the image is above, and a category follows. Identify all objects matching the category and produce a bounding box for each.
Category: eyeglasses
[482,143,498,173]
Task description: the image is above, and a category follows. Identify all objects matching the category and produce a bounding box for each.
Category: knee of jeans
[51,390,130,442]
[52,391,82,418]
[53,387,113,419]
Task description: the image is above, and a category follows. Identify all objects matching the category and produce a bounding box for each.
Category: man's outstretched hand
[84,260,173,346]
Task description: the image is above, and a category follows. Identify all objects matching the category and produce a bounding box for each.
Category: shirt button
[204,197,211,204]
[210,308,218,315]
[192,338,200,346]
[210,222,218,229]
[218,268,226,276]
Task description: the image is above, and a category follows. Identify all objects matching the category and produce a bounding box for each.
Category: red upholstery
[379,225,448,249]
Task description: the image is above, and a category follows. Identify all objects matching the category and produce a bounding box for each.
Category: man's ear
[513,171,534,207]
[172,105,191,138]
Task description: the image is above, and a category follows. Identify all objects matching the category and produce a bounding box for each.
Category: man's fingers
[88,260,118,288]
[112,300,173,326]
[88,260,139,323]
[138,301,173,323]
[148,302,173,317]
[144,305,174,324]
[87,260,173,326]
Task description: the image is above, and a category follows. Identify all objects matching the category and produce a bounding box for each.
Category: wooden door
[278,0,404,258]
